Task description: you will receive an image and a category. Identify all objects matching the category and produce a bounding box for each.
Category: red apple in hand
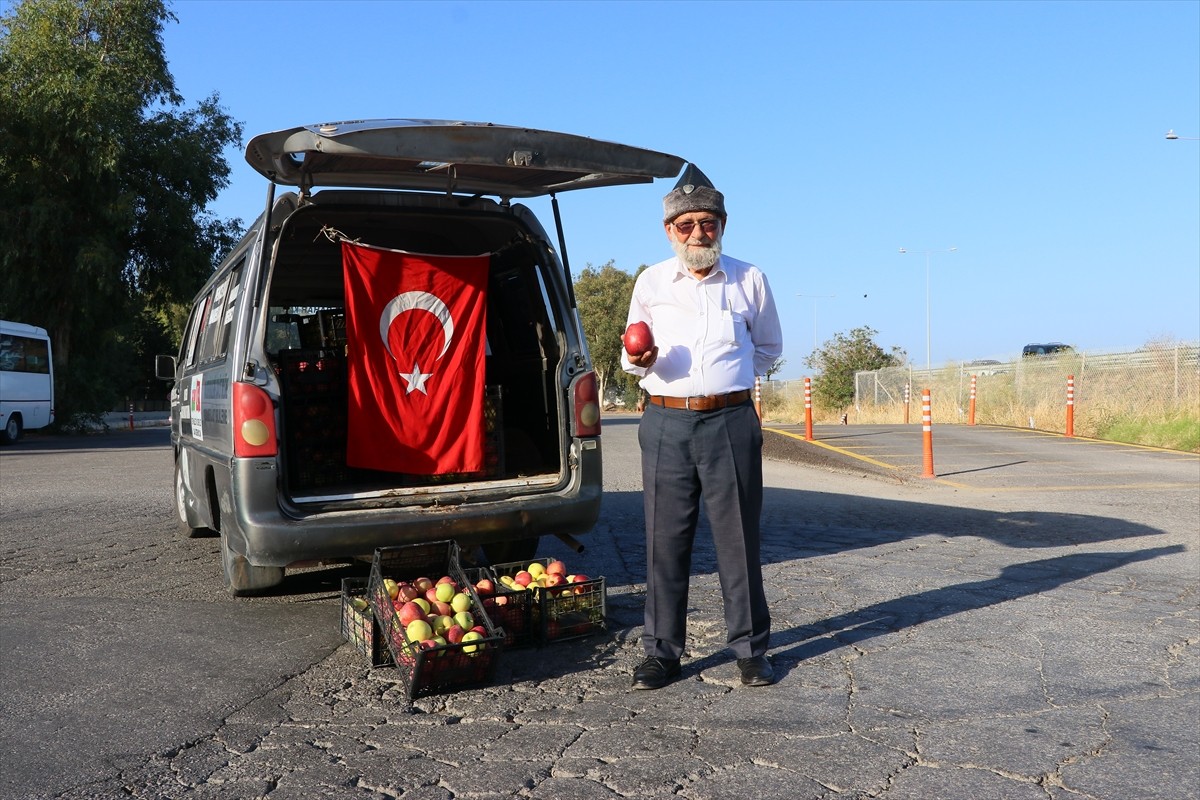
[623,321,654,356]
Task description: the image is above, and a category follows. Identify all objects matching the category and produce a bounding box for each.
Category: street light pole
[796,293,836,354]
[898,247,957,373]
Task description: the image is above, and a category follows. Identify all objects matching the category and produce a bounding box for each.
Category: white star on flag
[400,364,432,394]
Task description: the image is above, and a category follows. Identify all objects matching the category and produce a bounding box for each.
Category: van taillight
[571,371,601,437]
[233,382,277,457]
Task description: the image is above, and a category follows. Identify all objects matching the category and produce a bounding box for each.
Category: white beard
[671,237,722,271]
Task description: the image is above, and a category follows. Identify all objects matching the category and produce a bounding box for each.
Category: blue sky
[160,0,1199,379]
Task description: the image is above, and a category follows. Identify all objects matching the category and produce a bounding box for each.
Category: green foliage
[806,326,905,410]
[0,0,243,423]
[573,261,640,404]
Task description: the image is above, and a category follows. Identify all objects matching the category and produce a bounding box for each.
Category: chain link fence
[760,343,1200,438]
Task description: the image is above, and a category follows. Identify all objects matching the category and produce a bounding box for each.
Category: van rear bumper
[227,444,602,567]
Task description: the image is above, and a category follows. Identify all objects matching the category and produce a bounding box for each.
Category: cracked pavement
[1,420,1196,799]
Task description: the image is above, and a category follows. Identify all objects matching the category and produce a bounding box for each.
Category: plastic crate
[367,541,504,699]
[340,577,389,667]
[464,566,537,648]
[487,558,607,645]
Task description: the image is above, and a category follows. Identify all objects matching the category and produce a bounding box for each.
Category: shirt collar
[672,254,727,283]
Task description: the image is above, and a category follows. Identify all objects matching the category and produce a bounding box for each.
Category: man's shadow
[689,545,1185,677]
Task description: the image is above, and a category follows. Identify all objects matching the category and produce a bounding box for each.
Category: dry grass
[764,392,1200,452]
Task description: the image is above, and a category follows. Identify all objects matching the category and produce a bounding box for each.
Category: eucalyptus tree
[0,0,242,422]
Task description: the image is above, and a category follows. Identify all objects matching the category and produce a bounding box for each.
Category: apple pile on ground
[382,575,489,661]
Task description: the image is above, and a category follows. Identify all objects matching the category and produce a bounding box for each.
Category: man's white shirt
[622,254,783,397]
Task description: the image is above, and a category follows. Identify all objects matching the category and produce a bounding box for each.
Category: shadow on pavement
[762,544,1186,677]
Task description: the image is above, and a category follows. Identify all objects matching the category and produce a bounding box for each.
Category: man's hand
[627,346,659,369]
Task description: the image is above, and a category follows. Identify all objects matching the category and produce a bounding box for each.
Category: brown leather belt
[648,389,752,412]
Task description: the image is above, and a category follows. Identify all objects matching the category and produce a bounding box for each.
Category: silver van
[158,120,684,594]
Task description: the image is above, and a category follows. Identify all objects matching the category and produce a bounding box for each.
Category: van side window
[184,294,211,370]
[197,261,244,364]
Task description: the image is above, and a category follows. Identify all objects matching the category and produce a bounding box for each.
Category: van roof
[245,119,687,198]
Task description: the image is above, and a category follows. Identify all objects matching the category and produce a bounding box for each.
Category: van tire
[220,533,284,595]
[174,458,213,538]
[483,536,541,566]
[2,414,22,444]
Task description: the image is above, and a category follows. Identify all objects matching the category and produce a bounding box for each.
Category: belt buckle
[685,396,693,411]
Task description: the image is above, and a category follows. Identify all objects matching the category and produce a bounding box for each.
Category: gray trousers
[638,399,771,660]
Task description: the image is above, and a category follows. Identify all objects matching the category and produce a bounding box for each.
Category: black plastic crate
[367,541,504,699]
[464,566,537,648]
[487,558,607,645]
[340,577,389,667]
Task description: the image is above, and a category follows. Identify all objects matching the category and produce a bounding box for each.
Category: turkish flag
[341,242,490,474]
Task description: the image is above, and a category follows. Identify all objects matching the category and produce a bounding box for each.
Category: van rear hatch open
[245,119,685,198]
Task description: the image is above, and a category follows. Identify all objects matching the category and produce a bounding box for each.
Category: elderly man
[622,165,783,690]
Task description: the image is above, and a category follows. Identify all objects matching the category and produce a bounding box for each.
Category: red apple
[513,570,533,587]
[397,601,426,627]
[475,578,496,596]
[413,577,433,593]
[543,573,565,589]
[396,584,420,603]
[436,575,457,586]
[431,600,453,617]
[623,321,654,355]
[545,560,567,576]
[445,624,466,644]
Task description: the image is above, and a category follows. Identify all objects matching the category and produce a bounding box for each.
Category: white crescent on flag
[378,291,455,361]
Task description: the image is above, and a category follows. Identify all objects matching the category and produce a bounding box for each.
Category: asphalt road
[0,419,1196,800]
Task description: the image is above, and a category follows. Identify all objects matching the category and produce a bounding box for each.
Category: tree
[0,0,243,423]
[805,326,905,410]
[573,261,640,405]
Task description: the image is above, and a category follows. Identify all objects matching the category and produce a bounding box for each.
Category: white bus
[0,320,55,443]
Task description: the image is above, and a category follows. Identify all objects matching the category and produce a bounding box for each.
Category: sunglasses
[672,219,721,236]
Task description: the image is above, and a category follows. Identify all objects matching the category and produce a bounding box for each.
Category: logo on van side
[190,374,203,441]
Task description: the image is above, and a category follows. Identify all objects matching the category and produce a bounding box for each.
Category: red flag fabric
[341,242,490,474]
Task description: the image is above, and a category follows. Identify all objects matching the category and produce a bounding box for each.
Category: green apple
[461,630,484,654]
[435,582,456,604]
[405,619,433,642]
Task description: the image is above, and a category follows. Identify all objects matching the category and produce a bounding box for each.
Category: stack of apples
[382,574,489,660]
[494,559,591,596]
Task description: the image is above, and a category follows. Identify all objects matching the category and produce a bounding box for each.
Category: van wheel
[1,415,22,444]
[220,534,284,596]
[483,536,541,566]
[174,458,212,538]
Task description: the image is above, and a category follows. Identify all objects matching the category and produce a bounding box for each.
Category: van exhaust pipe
[553,531,585,554]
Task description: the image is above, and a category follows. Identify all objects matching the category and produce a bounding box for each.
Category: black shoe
[631,656,681,690]
[737,655,775,686]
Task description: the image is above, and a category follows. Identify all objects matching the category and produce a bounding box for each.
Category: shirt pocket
[719,310,748,345]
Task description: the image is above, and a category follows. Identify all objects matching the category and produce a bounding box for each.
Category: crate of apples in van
[484,557,607,645]
[366,541,504,699]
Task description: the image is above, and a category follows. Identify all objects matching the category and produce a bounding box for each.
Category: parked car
[967,359,1005,375]
[1022,343,1074,357]
[157,119,685,594]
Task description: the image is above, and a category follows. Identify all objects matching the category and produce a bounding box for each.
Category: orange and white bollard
[968,374,977,426]
[1065,375,1075,438]
[921,388,935,478]
[903,383,911,425]
[804,377,813,441]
